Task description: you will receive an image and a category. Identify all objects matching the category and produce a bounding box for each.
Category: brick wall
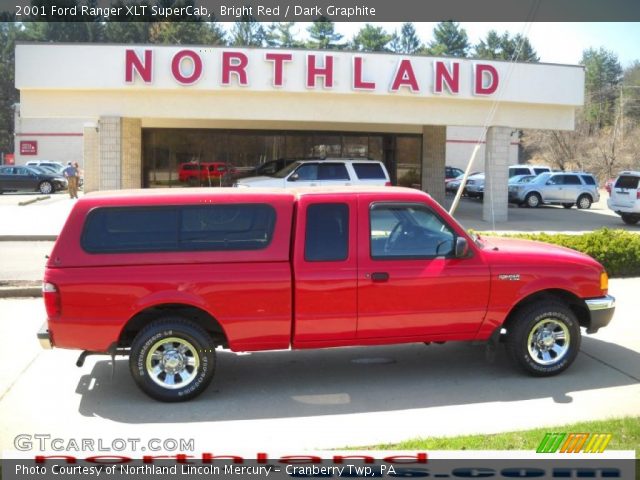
[421,126,446,206]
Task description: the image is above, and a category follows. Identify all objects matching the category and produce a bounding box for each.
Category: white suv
[608,171,640,225]
[235,159,391,188]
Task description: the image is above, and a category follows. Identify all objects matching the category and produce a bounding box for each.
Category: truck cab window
[370,204,454,258]
[305,203,349,261]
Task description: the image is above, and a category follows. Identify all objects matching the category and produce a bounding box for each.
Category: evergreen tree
[229,16,266,47]
[350,24,392,52]
[474,30,538,62]
[581,47,623,129]
[306,17,343,50]
[390,22,422,54]
[425,21,469,57]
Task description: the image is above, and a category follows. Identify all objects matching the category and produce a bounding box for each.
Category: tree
[306,17,343,50]
[265,22,302,48]
[474,30,539,62]
[350,24,392,52]
[229,16,266,47]
[0,22,20,155]
[621,61,640,123]
[424,21,469,57]
[389,22,422,54]
[581,47,623,130]
[148,22,225,45]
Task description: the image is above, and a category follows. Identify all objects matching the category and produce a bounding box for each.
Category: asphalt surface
[0,278,638,454]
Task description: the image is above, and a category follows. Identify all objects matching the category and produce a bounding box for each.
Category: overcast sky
[259,22,640,67]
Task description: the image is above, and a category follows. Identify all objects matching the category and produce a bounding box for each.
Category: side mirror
[288,173,300,182]
[455,237,469,258]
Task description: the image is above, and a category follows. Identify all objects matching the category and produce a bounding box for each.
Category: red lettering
[222,51,249,86]
[390,59,419,92]
[171,50,202,85]
[265,52,292,87]
[434,61,459,94]
[125,49,152,83]
[278,455,323,464]
[200,454,245,464]
[35,455,77,464]
[84,456,132,464]
[474,64,499,95]
[306,55,334,88]
[333,455,375,464]
[383,453,429,463]
[353,56,376,90]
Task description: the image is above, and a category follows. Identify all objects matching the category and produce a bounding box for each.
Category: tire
[562,203,573,209]
[576,194,592,209]
[525,193,541,208]
[38,181,53,194]
[129,317,216,402]
[506,301,581,376]
[621,213,640,225]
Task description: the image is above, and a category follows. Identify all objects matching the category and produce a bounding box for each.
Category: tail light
[385,181,392,186]
[43,282,61,318]
[637,190,640,200]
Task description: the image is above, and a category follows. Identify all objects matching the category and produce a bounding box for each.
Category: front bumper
[584,295,616,333]
[37,322,52,349]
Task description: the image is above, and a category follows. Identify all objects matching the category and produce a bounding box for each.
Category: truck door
[357,198,491,339]
[292,195,358,345]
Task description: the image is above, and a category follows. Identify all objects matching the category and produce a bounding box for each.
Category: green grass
[366,417,640,457]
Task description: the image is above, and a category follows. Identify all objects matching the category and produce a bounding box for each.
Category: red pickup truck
[38,187,615,401]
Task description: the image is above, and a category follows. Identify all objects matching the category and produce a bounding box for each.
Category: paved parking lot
[0,278,638,453]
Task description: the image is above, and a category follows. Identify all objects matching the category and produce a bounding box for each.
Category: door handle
[370,272,389,282]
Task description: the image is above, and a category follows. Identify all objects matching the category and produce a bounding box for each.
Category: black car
[0,165,68,194]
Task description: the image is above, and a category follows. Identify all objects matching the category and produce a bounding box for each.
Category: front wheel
[129,317,216,402]
[506,301,580,376]
[525,193,541,208]
[38,181,53,194]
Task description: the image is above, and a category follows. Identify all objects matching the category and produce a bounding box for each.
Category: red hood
[479,236,602,270]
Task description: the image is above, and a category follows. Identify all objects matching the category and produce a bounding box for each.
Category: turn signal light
[600,272,609,293]
[385,182,392,186]
[43,282,61,318]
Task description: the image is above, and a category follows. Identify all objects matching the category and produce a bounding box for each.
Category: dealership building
[14,43,584,221]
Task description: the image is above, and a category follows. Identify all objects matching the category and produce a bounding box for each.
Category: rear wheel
[576,194,592,209]
[525,193,541,208]
[506,301,580,376]
[562,203,573,209]
[621,213,640,225]
[129,317,215,402]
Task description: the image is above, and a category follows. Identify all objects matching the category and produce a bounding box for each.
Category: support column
[121,118,142,189]
[483,126,511,223]
[98,116,122,191]
[420,125,446,206]
[82,123,99,193]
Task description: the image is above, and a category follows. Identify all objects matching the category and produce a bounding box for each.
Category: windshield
[272,161,301,178]
[533,172,552,183]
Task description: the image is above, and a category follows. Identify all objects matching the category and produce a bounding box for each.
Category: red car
[178,162,233,184]
[39,187,614,401]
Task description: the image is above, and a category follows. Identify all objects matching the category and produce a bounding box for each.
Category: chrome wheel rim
[40,182,52,194]
[146,337,200,390]
[527,195,539,207]
[527,318,570,366]
[578,197,590,209]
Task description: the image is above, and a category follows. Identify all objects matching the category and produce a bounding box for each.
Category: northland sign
[125,49,500,96]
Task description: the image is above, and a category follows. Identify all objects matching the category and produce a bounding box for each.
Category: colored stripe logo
[537,433,612,453]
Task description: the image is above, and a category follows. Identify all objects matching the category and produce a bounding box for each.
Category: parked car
[509,165,551,177]
[464,173,486,198]
[445,172,482,195]
[605,178,615,195]
[39,187,615,401]
[445,166,464,179]
[25,161,65,175]
[221,158,301,186]
[607,171,640,225]
[509,172,599,209]
[0,165,67,194]
[235,159,391,188]
[178,162,233,185]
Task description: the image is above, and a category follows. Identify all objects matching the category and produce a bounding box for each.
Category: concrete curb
[0,286,42,298]
[0,235,57,241]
